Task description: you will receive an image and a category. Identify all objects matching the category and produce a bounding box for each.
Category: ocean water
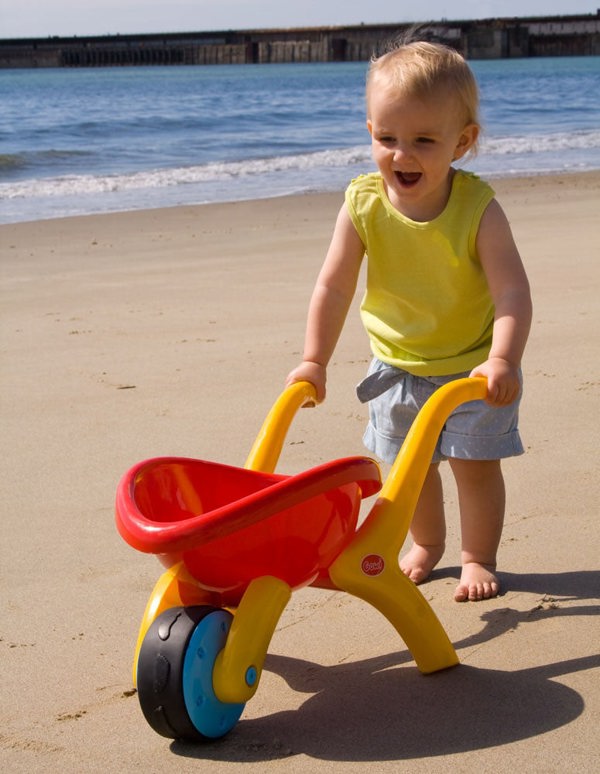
[0,56,599,224]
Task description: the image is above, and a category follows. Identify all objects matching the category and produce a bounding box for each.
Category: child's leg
[448,458,505,602]
[400,463,446,584]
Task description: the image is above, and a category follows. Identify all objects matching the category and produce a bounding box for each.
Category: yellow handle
[329,376,488,674]
[375,376,488,542]
[244,381,317,473]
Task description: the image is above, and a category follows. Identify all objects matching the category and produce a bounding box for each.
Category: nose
[392,142,412,164]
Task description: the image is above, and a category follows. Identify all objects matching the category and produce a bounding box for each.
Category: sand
[1,171,599,772]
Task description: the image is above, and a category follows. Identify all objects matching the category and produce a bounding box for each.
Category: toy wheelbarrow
[115,376,487,741]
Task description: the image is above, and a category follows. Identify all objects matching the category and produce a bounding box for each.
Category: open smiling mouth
[395,171,422,187]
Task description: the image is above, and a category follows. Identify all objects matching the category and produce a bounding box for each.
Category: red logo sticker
[361,554,385,576]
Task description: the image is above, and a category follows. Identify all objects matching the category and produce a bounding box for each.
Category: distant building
[1,14,598,68]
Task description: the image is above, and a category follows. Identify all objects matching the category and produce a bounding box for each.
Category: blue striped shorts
[356,358,524,464]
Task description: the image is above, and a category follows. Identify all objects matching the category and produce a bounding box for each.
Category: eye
[416,136,435,144]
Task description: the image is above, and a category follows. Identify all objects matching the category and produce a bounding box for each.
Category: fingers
[284,376,324,405]
[470,360,520,407]
[485,378,520,407]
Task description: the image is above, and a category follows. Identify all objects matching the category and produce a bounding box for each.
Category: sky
[0,0,597,39]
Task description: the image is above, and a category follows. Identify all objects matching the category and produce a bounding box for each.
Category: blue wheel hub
[182,610,245,738]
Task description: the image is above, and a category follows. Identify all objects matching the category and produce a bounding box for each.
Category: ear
[366,119,373,137]
[454,123,479,160]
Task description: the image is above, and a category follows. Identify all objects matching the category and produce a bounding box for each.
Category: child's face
[367,82,478,221]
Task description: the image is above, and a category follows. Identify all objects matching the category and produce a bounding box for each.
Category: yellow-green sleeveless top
[345,170,496,376]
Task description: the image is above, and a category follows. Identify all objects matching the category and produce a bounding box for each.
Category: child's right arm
[285,204,365,403]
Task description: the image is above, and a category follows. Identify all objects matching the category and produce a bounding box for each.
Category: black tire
[136,606,244,741]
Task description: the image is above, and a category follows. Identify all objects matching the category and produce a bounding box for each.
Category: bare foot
[400,543,445,584]
[454,562,499,602]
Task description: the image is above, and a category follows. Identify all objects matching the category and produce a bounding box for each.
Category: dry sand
[1,172,599,772]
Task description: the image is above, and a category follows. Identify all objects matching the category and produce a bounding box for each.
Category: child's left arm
[472,198,533,407]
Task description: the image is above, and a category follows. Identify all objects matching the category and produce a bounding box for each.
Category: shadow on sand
[171,569,599,762]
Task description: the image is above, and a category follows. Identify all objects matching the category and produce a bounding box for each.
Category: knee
[449,458,502,486]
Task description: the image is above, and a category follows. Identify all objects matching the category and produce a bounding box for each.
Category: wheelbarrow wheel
[136,605,245,741]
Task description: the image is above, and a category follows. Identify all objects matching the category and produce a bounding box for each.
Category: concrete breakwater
[1,14,599,68]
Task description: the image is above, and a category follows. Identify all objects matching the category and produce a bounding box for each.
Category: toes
[454,583,469,602]
[476,581,500,600]
[471,583,485,601]
[454,575,500,602]
[455,582,486,602]
[399,564,426,584]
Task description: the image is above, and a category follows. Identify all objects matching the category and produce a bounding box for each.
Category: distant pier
[1,14,599,68]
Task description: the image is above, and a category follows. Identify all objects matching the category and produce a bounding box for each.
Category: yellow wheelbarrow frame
[131,377,487,705]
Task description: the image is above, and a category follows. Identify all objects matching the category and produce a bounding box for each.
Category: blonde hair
[367,41,480,141]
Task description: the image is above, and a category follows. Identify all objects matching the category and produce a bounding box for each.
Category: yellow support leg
[329,537,459,674]
[212,576,292,703]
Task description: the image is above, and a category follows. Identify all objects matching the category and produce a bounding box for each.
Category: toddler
[286,41,532,601]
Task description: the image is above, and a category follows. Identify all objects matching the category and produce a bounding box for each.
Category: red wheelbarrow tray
[115,455,382,604]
